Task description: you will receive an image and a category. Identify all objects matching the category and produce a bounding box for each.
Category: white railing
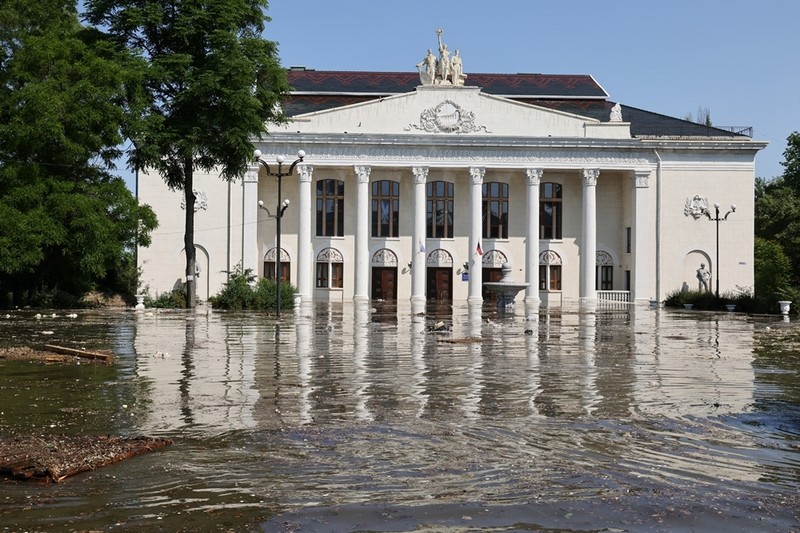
[597,290,631,305]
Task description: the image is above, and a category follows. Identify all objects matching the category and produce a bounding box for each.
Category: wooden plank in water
[41,344,113,363]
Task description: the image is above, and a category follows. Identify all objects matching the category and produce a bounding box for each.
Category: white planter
[778,300,792,316]
[135,294,145,310]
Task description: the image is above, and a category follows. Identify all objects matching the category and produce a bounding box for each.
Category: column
[411,166,428,305]
[525,168,543,303]
[632,169,651,304]
[354,165,371,302]
[580,169,600,303]
[296,164,313,304]
[469,167,485,303]
[242,165,260,276]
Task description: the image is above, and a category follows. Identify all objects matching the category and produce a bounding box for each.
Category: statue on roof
[416,29,466,87]
[609,102,623,122]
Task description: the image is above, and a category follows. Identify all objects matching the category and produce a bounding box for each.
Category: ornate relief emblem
[684,195,709,219]
[406,100,490,134]
[539,250,562,265]
[317,247,344,263]
[265,247,290,263]
[596,250,613,266]
[371,248,398,267]
[180,189,208,212]
[482,250,507,268]
[426,248,454,266]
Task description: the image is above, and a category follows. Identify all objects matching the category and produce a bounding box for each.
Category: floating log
[41,344,113,363]
[0,435,173,483]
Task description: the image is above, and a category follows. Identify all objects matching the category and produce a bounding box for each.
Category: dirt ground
[0,346,112,364]
[0,434,172,483]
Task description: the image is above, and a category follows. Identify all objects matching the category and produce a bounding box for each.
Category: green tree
[781,132,800,194]
[0,0,157,306]
[84,0,290,308]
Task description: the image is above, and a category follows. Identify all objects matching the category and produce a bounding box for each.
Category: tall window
[482,182,509,239]
[371,180,400,237]
[596,251,614,290]
[538,250,563,291]
[540,182,562,239]
[426,181,454,238]
[316,179,345,237]
[316,248,344,288]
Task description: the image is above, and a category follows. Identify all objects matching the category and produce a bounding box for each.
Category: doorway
[427,268,453,301]
[371,267,398,300]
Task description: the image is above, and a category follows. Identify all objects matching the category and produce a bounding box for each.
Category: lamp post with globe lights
[703,202,736,300]
[254,149,305,316]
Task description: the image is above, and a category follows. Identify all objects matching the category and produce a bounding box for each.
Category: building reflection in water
[130,302,755,435]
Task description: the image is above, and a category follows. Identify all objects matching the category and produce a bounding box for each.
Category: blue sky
[120,0,797,189]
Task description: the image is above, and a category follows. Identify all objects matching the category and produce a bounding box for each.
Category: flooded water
[0,302,798,532]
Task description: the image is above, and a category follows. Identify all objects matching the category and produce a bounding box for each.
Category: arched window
[371,180,400,237]
[482,181,509,239]
[316,247,344,288]
[539,250,563,291]
[540,182,562,240]
[263,247,290,282]
[426,181,454,238]
[316,179,345,237]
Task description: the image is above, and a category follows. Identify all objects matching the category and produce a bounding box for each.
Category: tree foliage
[752,132,800,312]
[0,0,157,307]
[83,0,290,307]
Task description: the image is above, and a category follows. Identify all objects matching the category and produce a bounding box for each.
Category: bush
[208,263,296,312]
[145,289,186,309]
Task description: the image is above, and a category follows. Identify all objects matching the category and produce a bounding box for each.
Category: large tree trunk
[184,157,196,309]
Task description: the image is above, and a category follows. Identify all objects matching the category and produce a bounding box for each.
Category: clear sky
[264,0,796,181]
[119,0,797,190]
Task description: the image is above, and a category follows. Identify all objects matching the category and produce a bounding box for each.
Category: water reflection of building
[129,303,755,434]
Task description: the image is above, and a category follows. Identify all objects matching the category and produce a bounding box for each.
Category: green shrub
[145,289,186,309]
[209,263,295,312]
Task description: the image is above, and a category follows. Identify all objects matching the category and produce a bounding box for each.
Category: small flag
[476,242,483,256]
[419,238,426,253]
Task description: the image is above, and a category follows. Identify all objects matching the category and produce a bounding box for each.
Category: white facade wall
[137,85,764,307]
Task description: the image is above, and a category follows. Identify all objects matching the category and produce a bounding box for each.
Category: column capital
[298,163,313,183]
[244,165,259,183]
[633,169,650,188]
[469,166,485,185]
[412,166,429,184]
[526,168,544,186]
[583,168,600,187]
[354,165,371,183]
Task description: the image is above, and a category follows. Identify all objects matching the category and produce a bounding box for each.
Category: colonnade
[245,163,652,306]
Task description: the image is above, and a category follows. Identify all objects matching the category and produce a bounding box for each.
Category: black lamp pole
[254,149,305,317]
[704,202,736,299]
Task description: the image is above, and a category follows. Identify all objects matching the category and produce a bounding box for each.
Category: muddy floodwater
[1,301,799,532]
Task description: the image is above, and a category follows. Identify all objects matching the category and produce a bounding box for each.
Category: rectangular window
[540,182,562,240]
[482,182,509,239]
[549,265,562,290]
[316,179,345,237]
[372,180,400,237]
[626,227,632,254]
[625,270,631,291]
[426,181,454,238]
[264,262,290,282]
[316,262,344,288]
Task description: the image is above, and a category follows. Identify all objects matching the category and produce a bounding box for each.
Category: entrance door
[426,268,453,301]
[482,267,502,302]
[371,267,397,300]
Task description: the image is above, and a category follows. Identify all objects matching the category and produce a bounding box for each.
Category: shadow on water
[0,303,798,532]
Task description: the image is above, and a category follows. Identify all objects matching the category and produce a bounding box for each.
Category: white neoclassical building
[137,35,766,307]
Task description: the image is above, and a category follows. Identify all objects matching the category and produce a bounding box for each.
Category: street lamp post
[254,149,305,317]
[704,202,736,299]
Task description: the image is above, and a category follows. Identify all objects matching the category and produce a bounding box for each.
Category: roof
[284,69,748,139]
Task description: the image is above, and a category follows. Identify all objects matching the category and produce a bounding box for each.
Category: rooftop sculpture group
[417,29,466,87]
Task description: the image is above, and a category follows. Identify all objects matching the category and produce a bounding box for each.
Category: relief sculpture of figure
[696,263,711,292]
[416,48,437,85]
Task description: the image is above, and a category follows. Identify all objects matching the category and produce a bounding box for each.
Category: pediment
[276,86,630,139]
